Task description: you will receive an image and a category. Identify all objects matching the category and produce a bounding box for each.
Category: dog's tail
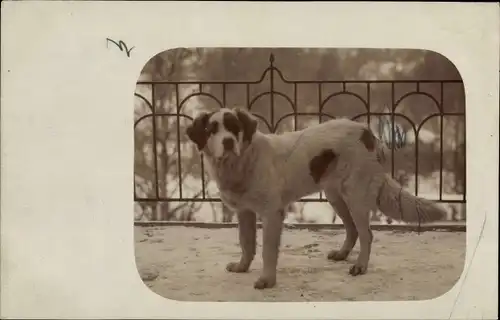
[376,173,446,223]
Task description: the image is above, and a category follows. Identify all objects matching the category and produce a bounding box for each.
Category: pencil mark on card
[106,38,135,57]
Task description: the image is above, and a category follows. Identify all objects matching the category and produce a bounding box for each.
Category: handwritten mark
[377,116,407,150]
[106,38,134,57]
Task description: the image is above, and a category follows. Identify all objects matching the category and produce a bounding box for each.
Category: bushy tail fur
[377,173,446,223]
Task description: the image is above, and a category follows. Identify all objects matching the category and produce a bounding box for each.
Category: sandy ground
[134,226,465,302]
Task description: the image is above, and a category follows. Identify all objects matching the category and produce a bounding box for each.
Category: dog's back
[260,118,378,205]
[267,118,370,159]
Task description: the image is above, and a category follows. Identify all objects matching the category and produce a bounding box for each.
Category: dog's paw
[349,263,367,276]
[327,250,349,261]
[226,261,249,273]
[253,275,276,289]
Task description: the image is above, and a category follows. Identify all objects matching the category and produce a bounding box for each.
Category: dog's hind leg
[226,209,257,273]
[324,189,358,261]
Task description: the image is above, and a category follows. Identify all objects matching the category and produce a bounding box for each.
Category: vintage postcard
[1,2,498,319]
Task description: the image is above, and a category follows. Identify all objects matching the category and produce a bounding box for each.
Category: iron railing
[134,54,465,214]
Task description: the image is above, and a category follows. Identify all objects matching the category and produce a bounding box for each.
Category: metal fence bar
[293,83,298,131]
[151,84,160,200]
[175,84,182,199]
[439,82,445,201]
[390,82,396,179]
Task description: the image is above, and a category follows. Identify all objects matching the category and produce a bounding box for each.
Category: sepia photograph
[133,47,466,302]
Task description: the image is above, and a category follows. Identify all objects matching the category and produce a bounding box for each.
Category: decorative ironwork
[134,54,465,213]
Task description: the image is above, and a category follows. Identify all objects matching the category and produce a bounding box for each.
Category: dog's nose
[223,138,234,151]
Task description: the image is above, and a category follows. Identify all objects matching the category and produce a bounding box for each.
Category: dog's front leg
[254,209,284,290]
[226,210,256,273]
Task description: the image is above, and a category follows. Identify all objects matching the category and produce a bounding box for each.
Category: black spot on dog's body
[360,128,386,164]
[206,121,218,135]
[223,112,242,137]
[309,149,338,183]
[360,128,376,151]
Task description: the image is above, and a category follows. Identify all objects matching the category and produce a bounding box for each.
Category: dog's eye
[205,122,218,135]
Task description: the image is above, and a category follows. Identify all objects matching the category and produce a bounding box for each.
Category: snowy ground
[135,226,465,302]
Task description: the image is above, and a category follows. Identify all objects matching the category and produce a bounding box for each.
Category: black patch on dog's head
[309,149,338,184]
[206,119,219,136]
[360,128,376,152]
[186,112,213,151]
[223,112,241,137]
[235,108,257,143]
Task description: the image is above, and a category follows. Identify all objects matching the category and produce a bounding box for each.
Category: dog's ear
[235,108,258,143]
[186,112,211,151]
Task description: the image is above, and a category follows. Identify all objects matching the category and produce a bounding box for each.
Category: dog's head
[186,107,258,159]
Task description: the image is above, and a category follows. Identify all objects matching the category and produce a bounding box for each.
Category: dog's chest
[217,175,254,211]
[204,160,251,210]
